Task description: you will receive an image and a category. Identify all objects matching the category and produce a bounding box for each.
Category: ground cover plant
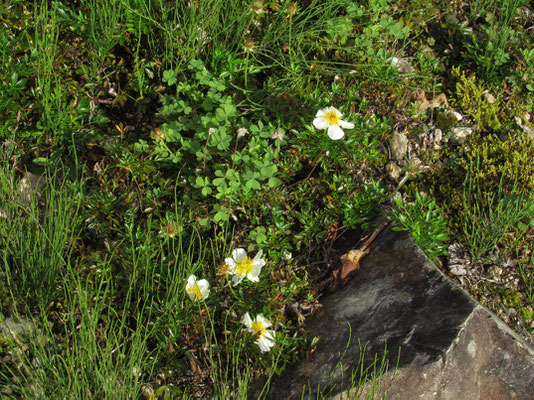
[1,0,533,397]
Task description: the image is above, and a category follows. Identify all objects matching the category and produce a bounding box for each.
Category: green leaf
[33,157,49,166]
[225,169,236,179]
[214,211,229,223]
[213,177,226,187]
[162,70,177,86]
[246,179,260,190]
[268,177,281,188]
[215,107,226,121]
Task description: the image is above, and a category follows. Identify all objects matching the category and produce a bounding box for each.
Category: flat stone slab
[257,227,534,399]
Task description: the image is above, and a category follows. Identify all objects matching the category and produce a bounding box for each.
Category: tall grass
[469,0,523,80]
[87,0,125,62]
[462,157,534,262]
[0,164,82,307]
[33,1,69,142]
[0,170,285,397]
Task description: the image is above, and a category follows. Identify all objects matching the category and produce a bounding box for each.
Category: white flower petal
[249,263,262,279]
[256,314,272,328]
[327,125,345,140]
[313,117,329,130]
[327,106,341,116]
[232,274,244,286]
[256,331,275,352]
[232,248,247,263]
[253,250,263,261]
[186,275,210,301]
[187,275,197,286]
[339,120,355,129]
[225,257,237,272]
[315,109,326,117]
[242,312,252,329]
[197,279,210,300]
[263,330,275,341]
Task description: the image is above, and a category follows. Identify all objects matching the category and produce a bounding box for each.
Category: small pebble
[451,127,473,144]
[450,266,467,276]
[487,266,502,277]
[451,111,463,121]
[484,91,496,104]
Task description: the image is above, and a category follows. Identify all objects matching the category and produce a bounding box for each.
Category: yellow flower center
[323,110,340,126]
[187,284,202,299]
[251,320,267,338]
[235,256,254,276]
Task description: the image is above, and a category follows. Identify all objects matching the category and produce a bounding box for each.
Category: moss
[0,279,12,315]
[451,67,524,132]
[406,131,534,236]
[435,110,459,132]
[497,288,522,308]
[519,307,534,320]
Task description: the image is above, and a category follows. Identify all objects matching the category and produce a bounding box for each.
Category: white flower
[313,106,354,140]
[242,312,275,352]
[185,275,210,301]
[271,128,284,140]
[237,127,249,138]
[225,248,266,286]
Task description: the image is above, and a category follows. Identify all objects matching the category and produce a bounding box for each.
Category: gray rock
[390,132,408,160]
[484,91,497,104]
[389,57,415,74]
[451,110,463,121]
[515,116,534,137]
[451,127,473,144]
[255,228,534,399]
[449,265,468,276]
[0,317,34,339]
[433,128,443,149]
[17,172,46,207]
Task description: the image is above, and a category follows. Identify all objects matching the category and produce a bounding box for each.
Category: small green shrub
[388,192,450,264]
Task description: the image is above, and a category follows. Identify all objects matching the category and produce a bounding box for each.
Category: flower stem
[288,15,293,65]
[244,50,250,89]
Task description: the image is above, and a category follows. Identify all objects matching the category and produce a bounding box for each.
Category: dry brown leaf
[416,91,449,112]
[333,249,370,288]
